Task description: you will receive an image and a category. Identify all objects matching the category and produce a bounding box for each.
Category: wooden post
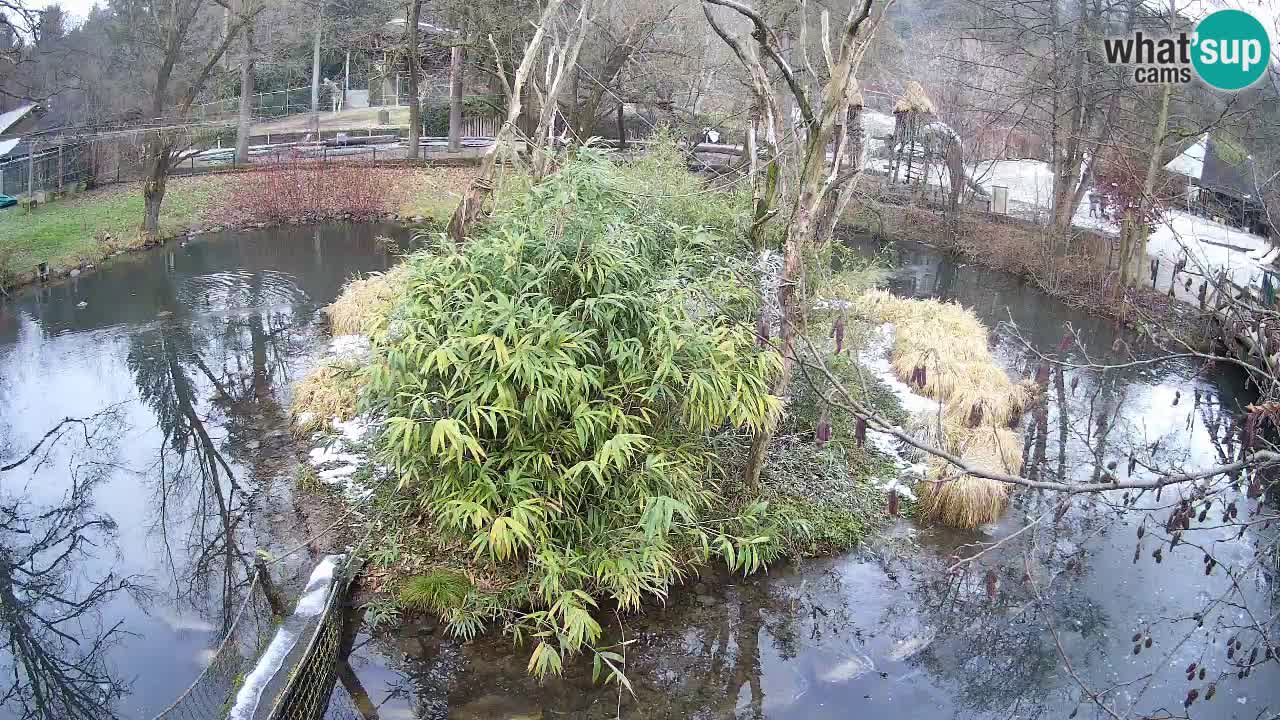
[27,141,36,198]
[57,140,64,193]
[254,553,288,618]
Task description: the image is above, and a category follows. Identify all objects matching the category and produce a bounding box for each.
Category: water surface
[3,224,1273,720]
[0,223,399,719]
[338,236,1276,720]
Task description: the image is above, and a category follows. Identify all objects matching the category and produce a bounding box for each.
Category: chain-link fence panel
[149,571,280,720]
[266,558,362,720]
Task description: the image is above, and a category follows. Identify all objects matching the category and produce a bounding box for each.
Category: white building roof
[0,138,19,157]
[0,104,36,136]
[1165,133,1207,181]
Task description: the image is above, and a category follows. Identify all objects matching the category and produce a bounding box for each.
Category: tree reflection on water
[0,408,146,720]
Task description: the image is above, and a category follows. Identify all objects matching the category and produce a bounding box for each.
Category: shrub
[611,132,751,239]
[0,243,14,294]
[365,150,781,676]
[229,160,398,224]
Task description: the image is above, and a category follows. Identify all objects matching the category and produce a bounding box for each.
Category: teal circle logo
[1192,9,1270,91]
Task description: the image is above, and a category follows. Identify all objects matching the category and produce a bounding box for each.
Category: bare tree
[0,409,146,720]
[234,0,258,164]
[405,0,423,158]
[703,0,888,488]
[111,0,263,242]
[445,0,569,243]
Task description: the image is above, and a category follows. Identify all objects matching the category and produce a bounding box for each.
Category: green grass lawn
[0,176,223,277]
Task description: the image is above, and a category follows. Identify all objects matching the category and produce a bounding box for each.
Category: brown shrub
[227,160,400,224]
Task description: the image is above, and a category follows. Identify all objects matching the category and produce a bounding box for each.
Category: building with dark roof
[1165,133,1270,237]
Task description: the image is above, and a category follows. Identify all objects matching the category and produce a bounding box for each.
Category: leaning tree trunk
[140,136,173,244]
[446,0,563,244]
[744,85,857,489]
[1126,82,1173,288]
[531,4,592,179]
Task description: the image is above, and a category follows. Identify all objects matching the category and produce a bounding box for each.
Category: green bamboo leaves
[369,149,781,678]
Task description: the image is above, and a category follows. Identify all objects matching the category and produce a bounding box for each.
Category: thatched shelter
[889,81,935,186]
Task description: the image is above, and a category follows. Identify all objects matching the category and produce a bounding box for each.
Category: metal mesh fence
[190,87,326,122]
[149,571,281,720]
[148,556,363,720]
[266,559,362,720]
[0,141,95,198]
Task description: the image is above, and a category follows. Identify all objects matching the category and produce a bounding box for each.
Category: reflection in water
[0,223,399,718]
[0,409,144,719]
[341,237,1278,720]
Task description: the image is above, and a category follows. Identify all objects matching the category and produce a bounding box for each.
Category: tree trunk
[531,3,592,179]
[448,41,464,152]
[310,9,321,136]
[405,0,422,159]
[615,98,626,148]
[447,0,563,244]
[140,136,172,244]
[235,8,256,164]
[1126,80,1173,288]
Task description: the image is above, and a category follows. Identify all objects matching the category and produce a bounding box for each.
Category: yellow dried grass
[861,289,1028,528]
[290,364,363,433]
[325,263,411,337]
[893,80,935,115]
[861,289,1028,426]
[918,472,1008,529]
[918,427,1022,528]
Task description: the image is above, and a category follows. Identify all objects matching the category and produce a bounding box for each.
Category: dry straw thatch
[849,79,865,109]
[893,81,935,115]
[324,263,412,337]
[859,290,1029,528]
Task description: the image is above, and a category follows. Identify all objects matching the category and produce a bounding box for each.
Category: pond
[0,223,399,719]
[0,224,1274,720]
[336,236,1278,720]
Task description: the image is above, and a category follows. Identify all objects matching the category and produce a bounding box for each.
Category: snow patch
[1164,133,1206,181]
[306,418,378,503]
[0,104,35,135]
[959,156,1274,298]
[226,555,344,720]
[856,323,937,498]
[1147,210,1274,300]
[328,334,371,361]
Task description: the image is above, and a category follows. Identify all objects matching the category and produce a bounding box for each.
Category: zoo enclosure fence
[0,128,489,201]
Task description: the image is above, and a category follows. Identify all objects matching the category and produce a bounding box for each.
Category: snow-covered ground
[862,110,895,169]
[964,157,1276,298]
[1147,211,1279,302]
[857,117,1275,299]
